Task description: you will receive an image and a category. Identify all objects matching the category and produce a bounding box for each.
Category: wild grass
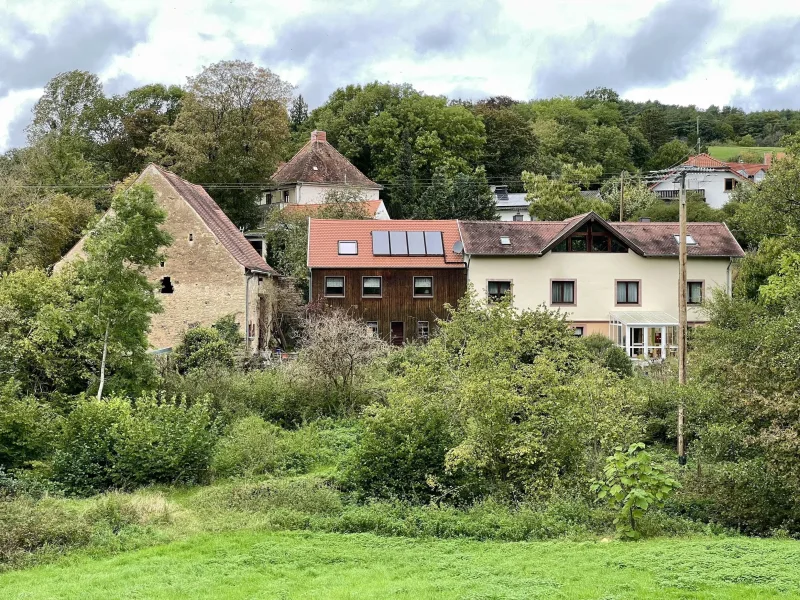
[2,530,799,599]
[708,145,784,161]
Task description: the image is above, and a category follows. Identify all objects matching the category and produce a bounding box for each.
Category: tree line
[3,60,798,275]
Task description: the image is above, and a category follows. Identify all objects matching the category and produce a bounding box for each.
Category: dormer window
[673,234,697,245]
[338,241,358,255]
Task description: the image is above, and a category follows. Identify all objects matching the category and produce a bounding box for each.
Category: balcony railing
[655,189,705,200]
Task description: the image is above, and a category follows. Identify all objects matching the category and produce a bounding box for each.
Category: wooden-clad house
[307,219,466,344]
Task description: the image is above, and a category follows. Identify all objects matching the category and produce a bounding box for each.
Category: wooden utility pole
[677,170,687,465]
[619,172,625,221]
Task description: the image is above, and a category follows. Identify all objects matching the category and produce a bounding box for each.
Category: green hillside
[708,145,784,161]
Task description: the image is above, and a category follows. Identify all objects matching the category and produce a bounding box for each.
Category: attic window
[160,261,165,268]
[160,277,173,294]
[500,236,511,245]
[673,234,697,246]
[312,166,318,171]
[338,241,358,255]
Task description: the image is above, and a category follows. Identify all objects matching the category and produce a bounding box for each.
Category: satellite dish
[452,240,464,254]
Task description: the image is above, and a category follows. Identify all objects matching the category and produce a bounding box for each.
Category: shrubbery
[52,394,215,495]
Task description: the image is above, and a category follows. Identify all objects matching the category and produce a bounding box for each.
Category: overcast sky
[2,0,800,151]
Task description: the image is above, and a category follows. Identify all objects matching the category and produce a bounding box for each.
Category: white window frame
[413,276,434,298]
[361,276,382,298]
[367,321,379,337]
[324,276,345,298]
[417,320,430,340]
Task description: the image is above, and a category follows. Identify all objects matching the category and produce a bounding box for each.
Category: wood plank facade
[310,267,467,344]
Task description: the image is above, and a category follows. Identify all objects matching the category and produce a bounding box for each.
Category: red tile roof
[282,200,385,218]
[684,153,729,169]
[152,165,276,273]
[725,162,767,177]
[272,131,380,188]
[459,212,744,258]
[307,219,465,268]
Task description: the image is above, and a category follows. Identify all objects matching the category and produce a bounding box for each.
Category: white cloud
[0,88,41,149]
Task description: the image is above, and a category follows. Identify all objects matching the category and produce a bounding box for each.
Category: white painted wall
[466,252,731,325]
[651,171,741,209]
[296,184,380,205]
[497,207,532,221]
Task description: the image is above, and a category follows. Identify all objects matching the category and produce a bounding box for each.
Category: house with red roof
[725,151,784,183]
[650,153,749,209]
[56,164,276,351]
[262,130,388,218]
[307,219,466,345]
[458,211,744,358]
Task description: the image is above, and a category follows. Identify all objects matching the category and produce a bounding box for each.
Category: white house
[458,212,744,358]
[650,154,749,209]
[491,185,531,221]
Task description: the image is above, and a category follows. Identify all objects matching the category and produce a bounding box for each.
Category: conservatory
[609,311,679,359]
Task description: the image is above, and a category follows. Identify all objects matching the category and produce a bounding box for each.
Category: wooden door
[390,321,404,346]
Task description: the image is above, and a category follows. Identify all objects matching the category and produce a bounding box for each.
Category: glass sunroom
[609,311,679,359]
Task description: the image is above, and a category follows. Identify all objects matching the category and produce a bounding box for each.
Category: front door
[390,321,404,346]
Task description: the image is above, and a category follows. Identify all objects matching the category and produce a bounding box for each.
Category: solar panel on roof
[372,231,390,255]
[389,231,408,255]
[407,231,426,255]
[424,231,444,255]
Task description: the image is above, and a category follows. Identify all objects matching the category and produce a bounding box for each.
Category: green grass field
[708,146,783,161]
[1,530,799,599]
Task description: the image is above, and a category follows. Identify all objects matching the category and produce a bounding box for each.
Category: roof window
[673,234,697,245]
[338,241,358,255]
[500,236,511,245]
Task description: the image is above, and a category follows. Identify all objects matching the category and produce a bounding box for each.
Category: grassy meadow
[708,145,783,161]
[1,530,799,599]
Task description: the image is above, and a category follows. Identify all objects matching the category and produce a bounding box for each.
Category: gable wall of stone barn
[139,168,257,350]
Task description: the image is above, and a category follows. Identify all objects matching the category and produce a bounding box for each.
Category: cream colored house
[458,212,744,358]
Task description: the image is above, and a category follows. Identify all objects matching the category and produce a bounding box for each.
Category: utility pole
[619,172,625,221]
[677,170,687,465]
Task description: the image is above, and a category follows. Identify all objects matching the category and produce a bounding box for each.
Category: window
[362,276,382,297]
[338,241,358,255]
[551,280,575,305]
[488,280,512,302]
[616,280,640,305]
[188,233,193,242]
[366,321,379,337]
[687,281,704,305]
[413,276,433,297]
[266,192,273,204]
[572,326,584,337]
[673,234,697,245]
[160,261,165,268]
[724,178,737,191]
[552,222,627,253]
[512,214,524,222]
[324,276,345,297]
[417,321,430,340]
[500,236,511,245]
[160,277,173,294]
[283,190,290,202]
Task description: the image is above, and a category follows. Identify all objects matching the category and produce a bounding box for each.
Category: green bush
[52,397,131,496]
[212,314,244,347]
[52,394,215,495]
[174,328,234,374]
[602,345,633,377]
[0,381,59,469]
[113,394,216,488]
[194,476,342,515]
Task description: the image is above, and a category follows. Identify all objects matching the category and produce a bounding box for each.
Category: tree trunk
[97,319,110,400]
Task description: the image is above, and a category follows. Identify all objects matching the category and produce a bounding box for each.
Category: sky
[2,0,800,152]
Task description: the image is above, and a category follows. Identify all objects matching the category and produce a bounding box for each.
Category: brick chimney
[764,152,772,167]
[310,130,327,143]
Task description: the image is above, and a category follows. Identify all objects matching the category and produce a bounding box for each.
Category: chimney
[310,130,327,143]
[764,152,772,167]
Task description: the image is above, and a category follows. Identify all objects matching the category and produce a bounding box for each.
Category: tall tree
[72,183,172,398]
[634,108,671,152]
[412,167,496,220]
[155,60,293,228]
[27,71,104,141]
[289,95,309,131]
[522,162,609,220]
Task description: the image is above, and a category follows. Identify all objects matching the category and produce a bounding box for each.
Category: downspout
[727,257,733,297]
[244,270,251,354]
